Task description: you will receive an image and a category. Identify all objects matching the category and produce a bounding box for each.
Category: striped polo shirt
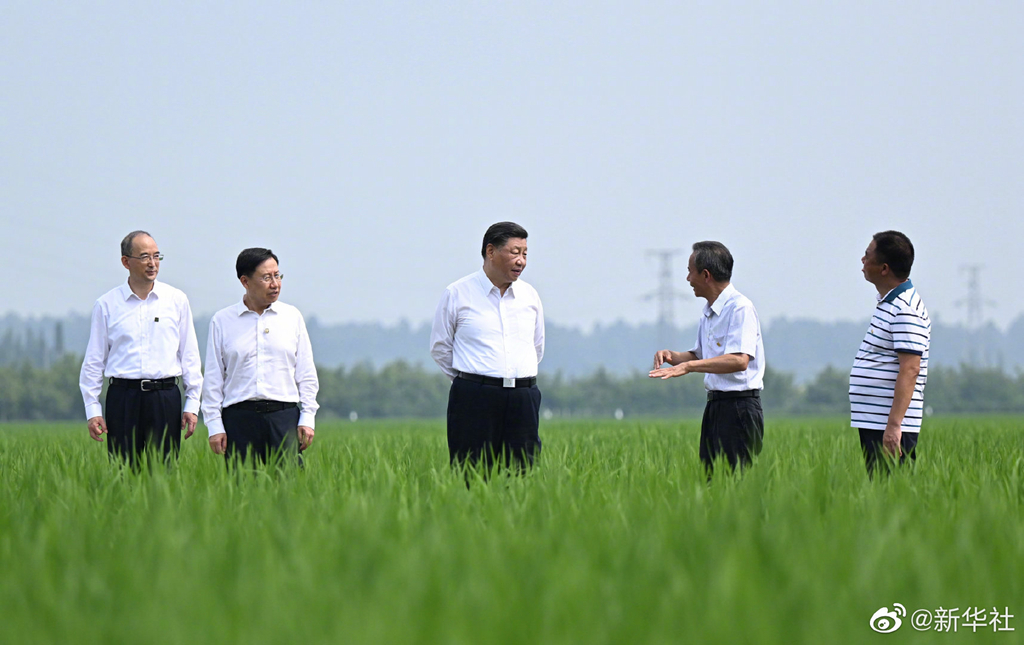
[849,280,930,432]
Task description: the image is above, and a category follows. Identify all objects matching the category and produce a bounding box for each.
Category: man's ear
[121,257,131,270]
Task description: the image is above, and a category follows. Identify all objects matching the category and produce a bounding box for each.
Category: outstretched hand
[649,363,691,380]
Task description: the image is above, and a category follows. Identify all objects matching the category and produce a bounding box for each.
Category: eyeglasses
[258,273,284,284]
[126,253,164,262]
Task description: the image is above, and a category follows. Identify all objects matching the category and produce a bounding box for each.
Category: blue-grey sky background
[3,2,1021,330]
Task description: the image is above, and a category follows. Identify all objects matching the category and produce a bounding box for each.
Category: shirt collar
[119,280,162,301]
[475,268,515,297]
[703,283,737,317]
[235,298,278,316]
[881,279,914,304]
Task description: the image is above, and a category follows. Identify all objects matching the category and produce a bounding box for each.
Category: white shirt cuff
[206,418,226,437]
[85,403,103,420]
[183,397,201,415]
[298,411,316,429]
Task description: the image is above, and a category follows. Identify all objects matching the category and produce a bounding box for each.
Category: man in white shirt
[79,230,203,469]
[650,241,765,477]
[430,222,545,472]
[850,231,930,476]
[202,248,318,466]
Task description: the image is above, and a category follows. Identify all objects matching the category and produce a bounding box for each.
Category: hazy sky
[3,2,1022,330]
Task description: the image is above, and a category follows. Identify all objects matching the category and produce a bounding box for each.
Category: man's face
[685,252,707,299]
[486,237,528,284]
[121,235,160,285]
[861,240,885,284]
[241,258,282,309]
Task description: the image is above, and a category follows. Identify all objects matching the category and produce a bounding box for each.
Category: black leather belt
[227,400,298,413]
[109,377,178,391]
[707,389,760,402]
[458,372,537,388]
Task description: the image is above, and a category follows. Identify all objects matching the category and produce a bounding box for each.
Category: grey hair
[120,230,152,257]
[691,241,733,283]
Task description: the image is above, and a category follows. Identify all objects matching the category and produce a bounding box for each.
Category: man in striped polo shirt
[850,230,930,475]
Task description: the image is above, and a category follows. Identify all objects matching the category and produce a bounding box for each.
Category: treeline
[2,356,1023,421]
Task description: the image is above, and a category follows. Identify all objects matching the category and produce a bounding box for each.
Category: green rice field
[1,417,1021,644]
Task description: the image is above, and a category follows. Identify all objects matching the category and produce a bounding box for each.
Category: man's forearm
[887,356,921,429]
[684,353,749,374]
[670,351,698,365]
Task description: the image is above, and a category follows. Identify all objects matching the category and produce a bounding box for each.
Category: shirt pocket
[151,304,182,347]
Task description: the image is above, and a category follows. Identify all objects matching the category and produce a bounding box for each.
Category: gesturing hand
[649,363,691,380]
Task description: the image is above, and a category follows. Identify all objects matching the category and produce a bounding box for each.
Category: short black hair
[481,222,528,258]
[691,241,733,282]
[236,247,279,279]
[120,230,152,257]
[872,230,914,279]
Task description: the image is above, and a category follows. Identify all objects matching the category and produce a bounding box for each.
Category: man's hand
[882,424,903,457]
[298,426,314,451]
[181,412,198,440]
[87,416,107,441]
[209,434,227,455]
[649,363,691,380]
[653,349,677,369]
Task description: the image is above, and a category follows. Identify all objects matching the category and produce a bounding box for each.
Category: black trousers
[222,403,301,467]
[699,395,764,475]
[858,428,918,476]
[446,377,542,471]
[105,381,182,469]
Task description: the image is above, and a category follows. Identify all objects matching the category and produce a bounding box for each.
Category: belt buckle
[140,379,154,392]
[503,378,515,388]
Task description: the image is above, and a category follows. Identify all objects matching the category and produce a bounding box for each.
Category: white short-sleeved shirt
[850,280,930,433]
[689,284,765,392]
[430,269,545,380]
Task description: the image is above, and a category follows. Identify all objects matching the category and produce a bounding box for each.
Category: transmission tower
[955,264,996,364]
[642,249,688,349]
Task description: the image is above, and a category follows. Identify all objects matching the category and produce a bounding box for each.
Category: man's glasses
[126,253,164,262]
[258,273,284,284]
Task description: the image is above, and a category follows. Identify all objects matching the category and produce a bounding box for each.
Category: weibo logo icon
[869,603,907,633]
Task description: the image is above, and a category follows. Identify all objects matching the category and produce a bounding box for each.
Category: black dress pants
[222,403,301,467]
[105,381,182,469]
[699,395,764,476]
[446,377,542,472]
[858,428,918,476]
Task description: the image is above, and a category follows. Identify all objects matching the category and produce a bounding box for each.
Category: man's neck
[704,281,730,308]
[482,264,511,296]
[127,277,155,299]
[874,277,907,297]
[243,294,269,315]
